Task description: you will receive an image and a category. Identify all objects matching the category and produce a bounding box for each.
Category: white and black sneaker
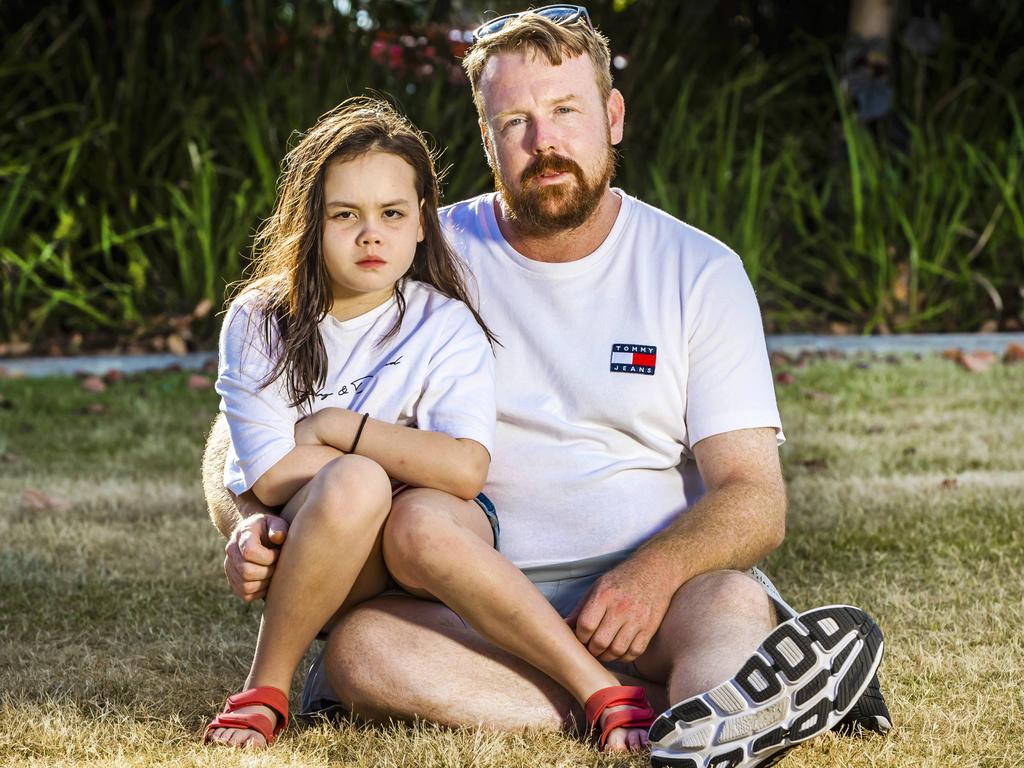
[834,672,892,735]
[648,605,884,768]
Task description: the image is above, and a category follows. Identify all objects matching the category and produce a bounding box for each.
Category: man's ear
[607,88,625,146]
[479,118,495,169]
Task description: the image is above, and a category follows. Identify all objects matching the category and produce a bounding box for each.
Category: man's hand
[224,511,289,602]
[566,556,676,663]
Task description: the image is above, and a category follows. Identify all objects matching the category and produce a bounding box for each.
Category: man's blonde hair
[462,12,613,117]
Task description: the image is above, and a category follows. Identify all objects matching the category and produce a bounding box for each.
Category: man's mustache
[520,154,584,185]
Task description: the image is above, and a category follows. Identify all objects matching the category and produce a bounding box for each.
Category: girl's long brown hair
[232,96,496,409]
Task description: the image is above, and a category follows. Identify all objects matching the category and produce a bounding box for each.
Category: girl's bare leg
[208,454,392,747]
[383,488,648,752]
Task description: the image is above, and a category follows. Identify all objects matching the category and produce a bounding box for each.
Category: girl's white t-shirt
[440,191,784,569]
[216,279,495,496]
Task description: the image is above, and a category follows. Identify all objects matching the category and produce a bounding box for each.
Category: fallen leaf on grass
[775,372,795,385]
[187,374,212,391]
[957,350,997,373]
[81,376,107,393]
[940,477,958,490]
[23,488,72,512]
[941,347,997,372]
[1003,343,1024,364]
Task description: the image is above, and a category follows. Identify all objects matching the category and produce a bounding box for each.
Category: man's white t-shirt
[440,190,783,570]
[217,279,495,496]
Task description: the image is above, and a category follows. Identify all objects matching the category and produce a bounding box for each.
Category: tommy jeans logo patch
[610,343,657,375]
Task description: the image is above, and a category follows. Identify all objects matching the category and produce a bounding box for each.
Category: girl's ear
[417,199,425,243]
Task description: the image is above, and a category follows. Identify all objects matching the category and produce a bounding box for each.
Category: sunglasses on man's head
[471,4,592,42]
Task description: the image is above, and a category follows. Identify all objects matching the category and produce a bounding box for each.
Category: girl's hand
[295,407,363,452]
[294,412,324,446]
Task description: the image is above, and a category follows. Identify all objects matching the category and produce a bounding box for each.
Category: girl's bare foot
[204,686,289,748]
[585,685,655,752]
[601,704,651,751]
[206,703,279,748]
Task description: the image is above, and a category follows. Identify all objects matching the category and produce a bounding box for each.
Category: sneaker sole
[648,605,884,768]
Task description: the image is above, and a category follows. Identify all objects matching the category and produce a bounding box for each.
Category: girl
[204,97,654,752]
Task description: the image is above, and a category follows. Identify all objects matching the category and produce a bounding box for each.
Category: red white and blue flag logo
[610,343,657,375]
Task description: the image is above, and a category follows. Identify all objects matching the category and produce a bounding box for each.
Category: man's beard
[494,144,616,236]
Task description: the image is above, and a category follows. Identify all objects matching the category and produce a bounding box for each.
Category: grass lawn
[1,357,1021,767]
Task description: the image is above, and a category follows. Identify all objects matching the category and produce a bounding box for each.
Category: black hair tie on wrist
[349,412,370,454]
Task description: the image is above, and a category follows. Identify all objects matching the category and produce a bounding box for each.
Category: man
[205,6,891,766]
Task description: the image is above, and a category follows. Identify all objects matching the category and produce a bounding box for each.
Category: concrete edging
[2,334,1023,379]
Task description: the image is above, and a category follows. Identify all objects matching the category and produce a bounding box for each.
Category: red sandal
[204,686,290,746]
[585,685,656,750]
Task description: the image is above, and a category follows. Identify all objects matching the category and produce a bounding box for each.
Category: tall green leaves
[2,0,1022,345]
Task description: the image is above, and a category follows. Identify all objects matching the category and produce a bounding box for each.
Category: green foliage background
[2,0,1022,348]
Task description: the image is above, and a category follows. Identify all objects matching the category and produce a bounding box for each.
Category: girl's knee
[384,493,440,547]
[382,493,462,577]
[305,455,391,527]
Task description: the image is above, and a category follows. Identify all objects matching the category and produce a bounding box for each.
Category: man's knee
[320,600,414,716]
[202,413,239,536]
[679,569,774,620]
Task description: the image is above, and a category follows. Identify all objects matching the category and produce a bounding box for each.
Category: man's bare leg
[208,455,392,747]
[314,568,772,736]
[320,596,667,731]
[326,597,578,729]
[632,569,778,702]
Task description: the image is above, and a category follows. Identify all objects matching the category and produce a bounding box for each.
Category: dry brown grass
[1,358,1022,767]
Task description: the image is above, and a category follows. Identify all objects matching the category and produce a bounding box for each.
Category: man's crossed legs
[299,544,886,767]
[303,565,776,725]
